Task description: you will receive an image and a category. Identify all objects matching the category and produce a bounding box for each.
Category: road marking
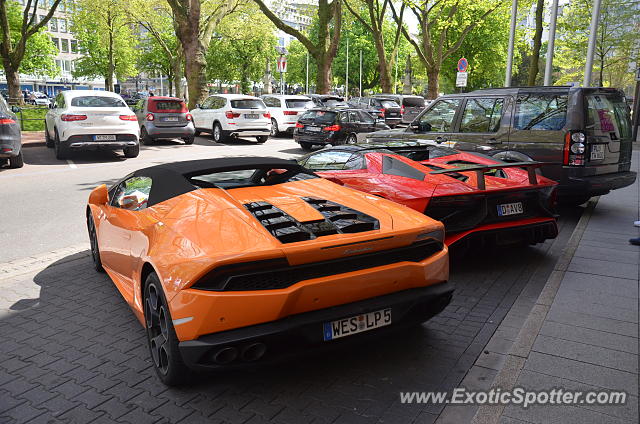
[66,160,77,169]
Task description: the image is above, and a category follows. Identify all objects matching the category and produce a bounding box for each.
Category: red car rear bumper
[445,217,558,246]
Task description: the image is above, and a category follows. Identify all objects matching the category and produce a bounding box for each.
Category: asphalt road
[0,135,306,263]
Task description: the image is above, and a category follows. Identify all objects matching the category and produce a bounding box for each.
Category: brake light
[322,124,341,132]
[295,122,304,128]
[186,113,192,121]
[400,105,405,115]
[61,114,87,121]
[225,111,240,119]
[119,115,137,121]
[263,112,271,119]
[379,108,385,117]
[0,118,16,124]
[283,111,298,115]
[564,131,586,166]
[145,113,154,121]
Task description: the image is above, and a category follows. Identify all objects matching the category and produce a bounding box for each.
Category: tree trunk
[184,43,208,109]
[4,63,23,105]
[528,0,544,86]
[426,67,440,99]
[374,36,392,93]
[171,56,184,99]
[315,52,333,94]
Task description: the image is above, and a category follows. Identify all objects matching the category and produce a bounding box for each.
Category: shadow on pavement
[22,147,127,166]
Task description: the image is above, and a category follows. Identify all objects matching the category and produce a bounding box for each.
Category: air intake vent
[302,197,379,233]
[244,202,312,243]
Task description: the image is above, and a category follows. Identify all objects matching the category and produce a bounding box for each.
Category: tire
[140,127,153,145]
[194,129,201,137]
[212,122,227,143]
[8,151,24,168]
[300,142,313,151]
[45,123,54,148]
[256,135,268,143]
[87,212,104,273]
[54,129,68,160]
[183,136,195,145]
[270,119,279,137]
[144,273,191,386]
[123,144,140,158]
[346,134,358,145]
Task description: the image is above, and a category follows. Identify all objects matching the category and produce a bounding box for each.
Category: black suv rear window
[380,100,400,108]
[514,94,567,131]
[586,94,632,140]
[231,99,264,109]
[299,110,337,124]
[403,97,425,107]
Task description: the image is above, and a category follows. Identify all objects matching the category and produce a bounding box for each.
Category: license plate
[93,135,116,141]
[497,202,524,217]
[590,144,605,161]
[323,308,391,341]
[163,117,179,122]
[307,126,320,132]
[245,114,259,119]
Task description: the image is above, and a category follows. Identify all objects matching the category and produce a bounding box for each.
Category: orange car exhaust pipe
[241,343,267,362]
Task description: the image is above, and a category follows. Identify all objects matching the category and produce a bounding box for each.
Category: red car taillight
[400,105,405,115]
[145,113,154,121]
[379,108,386,117]
[283,111,298,115]
[295,122,304,128]
[322,124,341,132]
[263,112,271,119]
[119,115,137,121]
[0,118,16,124]
[61,114,87,121]
[563,131,586,166]
[225,111,240,119]
[186,113,193,121]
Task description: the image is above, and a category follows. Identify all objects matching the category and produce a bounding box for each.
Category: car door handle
[487,138,501,144]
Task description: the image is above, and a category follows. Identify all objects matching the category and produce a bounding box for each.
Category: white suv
[190,94,271,143]
[261,94,314,136]
[44,90,139,160]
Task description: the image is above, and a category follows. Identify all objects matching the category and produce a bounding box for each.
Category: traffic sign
[457,57,468,73]
[277,56,287,73]
[456,72,468,87]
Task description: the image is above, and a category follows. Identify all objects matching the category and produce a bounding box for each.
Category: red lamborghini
[298,141,558,246]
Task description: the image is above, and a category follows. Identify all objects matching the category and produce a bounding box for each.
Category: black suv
[293,108,389,151]
[349,97,402,128]
[365,86,635,203]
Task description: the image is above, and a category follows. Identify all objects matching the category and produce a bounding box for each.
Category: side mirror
[11,106,20,113]
[88,184,109,205]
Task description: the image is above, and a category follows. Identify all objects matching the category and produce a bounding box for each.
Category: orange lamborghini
[86,157,452,385]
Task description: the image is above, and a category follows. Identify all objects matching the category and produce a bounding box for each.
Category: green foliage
[16,106,48,131]
[3,1,58,77]
[70,0,139,83]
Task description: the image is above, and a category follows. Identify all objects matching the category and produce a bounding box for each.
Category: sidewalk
[21,131,45,148]
[473,157,639,423]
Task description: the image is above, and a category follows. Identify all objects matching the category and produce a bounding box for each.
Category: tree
[206,5,277,93]
[342,0,404,93]
[527,0,544,85]
[138,36,175,96]
[71,0,139,91]
[390,0,501,99]
[0,0,63,103]
[166,0,242,108]
[253,0,341,94]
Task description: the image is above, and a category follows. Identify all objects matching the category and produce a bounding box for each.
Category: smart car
[86,157,452,385]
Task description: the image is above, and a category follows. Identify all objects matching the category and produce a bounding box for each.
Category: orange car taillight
[322,124,341,132]
[564,131,586,166]
[146,113,154,121]
[61,114,87,121]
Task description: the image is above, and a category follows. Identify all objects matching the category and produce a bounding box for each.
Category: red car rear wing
[428,161,548,190]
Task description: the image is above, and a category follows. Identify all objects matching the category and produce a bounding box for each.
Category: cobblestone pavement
[0,211,581,424]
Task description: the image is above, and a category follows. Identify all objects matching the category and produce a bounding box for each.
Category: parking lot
[0,134,586,423]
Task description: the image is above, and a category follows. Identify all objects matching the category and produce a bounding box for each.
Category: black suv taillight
[563,131,586,166]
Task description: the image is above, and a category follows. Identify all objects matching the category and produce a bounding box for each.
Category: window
[112,177,153,211]
[460,98,504,133]
[305,151,354,170]
[59,19,67,33]
[70,96,126,107]
[201,96,216,109]
[299,110,336,125]
[586,94,632,140]
[51,38,60,51]
[230,99,265,109]
[262,97,279,107]
[60,39,69,53]
[402,97,425,108]
[285,99,313,108]
[337,111,350,122]
[70,40,78,53]
[39,15,45,22]
[417,99,461,132]
[50,17,58,32]
[64,60,71,72]
[347,111,360,123]
[55,59,62,70]
[358,111,375,124]
[514,94,567,131]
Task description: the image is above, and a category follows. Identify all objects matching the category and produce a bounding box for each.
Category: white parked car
[44,90,140,160]
[189,94,271,143]
[29,92,51,107]
[260,94,314,136]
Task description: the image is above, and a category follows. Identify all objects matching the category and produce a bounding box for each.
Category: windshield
[231,99,265,109]
[299,110,337,124]
[71,96,126,108]
[189,167,316,189]
[285,99,314,109]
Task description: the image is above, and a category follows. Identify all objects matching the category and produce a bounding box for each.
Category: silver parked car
[373,94,427,124]
[133,96,196,145]
[0,97,23,168]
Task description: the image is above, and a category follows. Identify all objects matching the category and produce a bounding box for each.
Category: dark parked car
[365,86,635,203]
[306,94,349,108]
[293,107,389,151]
[133,96,196,145]
[349,97,402,128]
[373,94,427,124]
[0,98,23,168]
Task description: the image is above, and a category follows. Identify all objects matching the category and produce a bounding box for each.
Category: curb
[470,197,599,424]
[22,141,46,148]
[0,243,90,282]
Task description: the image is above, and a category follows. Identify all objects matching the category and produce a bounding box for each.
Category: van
[373,94,427,124]
[366,86,635,203]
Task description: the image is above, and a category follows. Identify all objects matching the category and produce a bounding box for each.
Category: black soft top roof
[130,157,306,206]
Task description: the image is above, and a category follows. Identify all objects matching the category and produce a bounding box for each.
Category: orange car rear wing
[428,162,547,191]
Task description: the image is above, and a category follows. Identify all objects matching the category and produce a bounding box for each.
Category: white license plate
[323,308,391,341]
[245,114,259,119]
[590,144,605,161]
[163,117,179,122]
[307,126,320,132]
[93,135,116,141]
[497,202,524,217]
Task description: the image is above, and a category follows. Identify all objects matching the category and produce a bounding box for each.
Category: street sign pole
[305,52,309,94]
[544,0,560,86]
[359,50,362,96]
[584,0,602,87]
[345,38,349,98]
